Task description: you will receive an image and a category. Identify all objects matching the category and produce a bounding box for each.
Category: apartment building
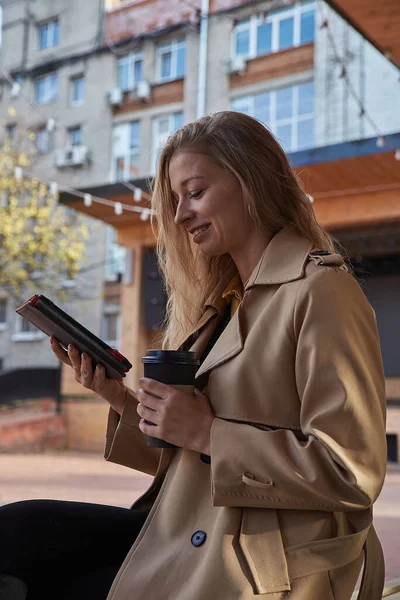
[0,0,125,379]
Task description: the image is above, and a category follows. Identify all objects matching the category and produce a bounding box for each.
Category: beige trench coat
[104,226,387,600]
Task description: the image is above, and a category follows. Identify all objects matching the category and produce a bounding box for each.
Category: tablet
[16,294,132,379]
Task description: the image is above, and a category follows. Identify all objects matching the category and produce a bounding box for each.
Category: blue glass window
[134,59,143,83]
[130,121,140,149]
[254,92,270,124]
[300,10,315,44]
[257,21,272,55]
[298,82,314,115]
[276,87,293,120]
[278,17,294,50]
[236,29,250,56]
[161,52,172,78]
[177,46,186,77]
[174,112,184,131]
[118,61,129,91]
[276,124,292,150]
[297,119,313,149]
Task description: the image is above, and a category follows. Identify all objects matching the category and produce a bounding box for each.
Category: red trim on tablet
[27,295,41,307]
[107,348,130,371]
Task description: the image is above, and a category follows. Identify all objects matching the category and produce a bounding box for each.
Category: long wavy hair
[151,111,339,349]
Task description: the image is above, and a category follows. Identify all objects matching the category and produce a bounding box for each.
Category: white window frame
[231,81,314,152]
[38,18,59,50]
[112,120,141,182]
[151,112,183,173]
[156,39,186,82]
[12,315,45,342]
[70,75,85,106]
[101,305,121,348]
[117,51,143,92]
[233,1,315,60]
[34,72,58,104]
[0,297,7,332]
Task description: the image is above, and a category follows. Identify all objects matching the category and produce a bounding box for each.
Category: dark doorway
[387,434,398,463]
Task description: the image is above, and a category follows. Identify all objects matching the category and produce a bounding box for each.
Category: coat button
[191,530,207,547]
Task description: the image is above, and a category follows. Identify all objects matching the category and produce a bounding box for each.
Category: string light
[50,181,59,197]
[376,136,385,148]
[395,149,400,161]
[140,209,150,221]
[114,202,123,215]
[307,194,314,203]
[46,118,55,132]
[83,193,93,207]
[134,187,143,202]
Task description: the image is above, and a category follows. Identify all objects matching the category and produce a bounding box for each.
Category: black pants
[0,499,148,600]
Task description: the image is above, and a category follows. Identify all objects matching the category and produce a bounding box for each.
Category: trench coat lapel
[195,227,314,378]
[182,227,314,379]
[195,306,243,378]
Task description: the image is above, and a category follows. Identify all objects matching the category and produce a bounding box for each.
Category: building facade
[0,0,125,377]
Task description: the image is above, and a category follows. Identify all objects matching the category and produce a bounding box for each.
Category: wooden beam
[313,189,400,229]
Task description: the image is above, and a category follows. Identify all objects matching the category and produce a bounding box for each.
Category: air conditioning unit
[135,80,151,101]
[224,55,247,75]
[55,145,89,168]
[107,87,123,106]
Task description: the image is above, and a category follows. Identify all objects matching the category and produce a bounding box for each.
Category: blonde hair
[151,111,338,349]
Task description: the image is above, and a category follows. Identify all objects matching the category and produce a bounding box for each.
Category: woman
[0,111,386,599]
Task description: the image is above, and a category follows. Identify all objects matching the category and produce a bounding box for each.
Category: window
[152,112,183,172]
[104,226,126,282]
[231,81,314,151]
[70,75,85,105]
[117,52,143,92]
[6,123,16,141]
[38,18,59,50]
[35,127,52,153]
[101,307,121,347]
[112,121,140,181]
[233,1,315,59]
[34,73,58,104]
[0,297,7,331]
[157,39,186,82]
[12,315,44,341]
[67,126,82,147]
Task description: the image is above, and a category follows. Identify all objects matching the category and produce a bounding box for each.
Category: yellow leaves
[17,153,30,167]
[0,135,86,302]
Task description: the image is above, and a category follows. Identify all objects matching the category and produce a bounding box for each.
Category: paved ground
[0,452,399,593]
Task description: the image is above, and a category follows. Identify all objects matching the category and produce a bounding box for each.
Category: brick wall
[0,400,66,452]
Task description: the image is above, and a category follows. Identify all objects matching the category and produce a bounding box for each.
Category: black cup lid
[142,350,200,365]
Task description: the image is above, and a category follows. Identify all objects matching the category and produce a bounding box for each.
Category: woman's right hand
[50,336,127,415]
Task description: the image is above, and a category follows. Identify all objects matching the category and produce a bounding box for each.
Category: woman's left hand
[136,378,214,454]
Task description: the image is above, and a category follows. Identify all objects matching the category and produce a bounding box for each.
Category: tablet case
[16,294,132,379]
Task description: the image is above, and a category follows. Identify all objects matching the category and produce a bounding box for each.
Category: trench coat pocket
[239,507,291,595]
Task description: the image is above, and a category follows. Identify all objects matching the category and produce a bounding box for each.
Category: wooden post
[120,242,148,390]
